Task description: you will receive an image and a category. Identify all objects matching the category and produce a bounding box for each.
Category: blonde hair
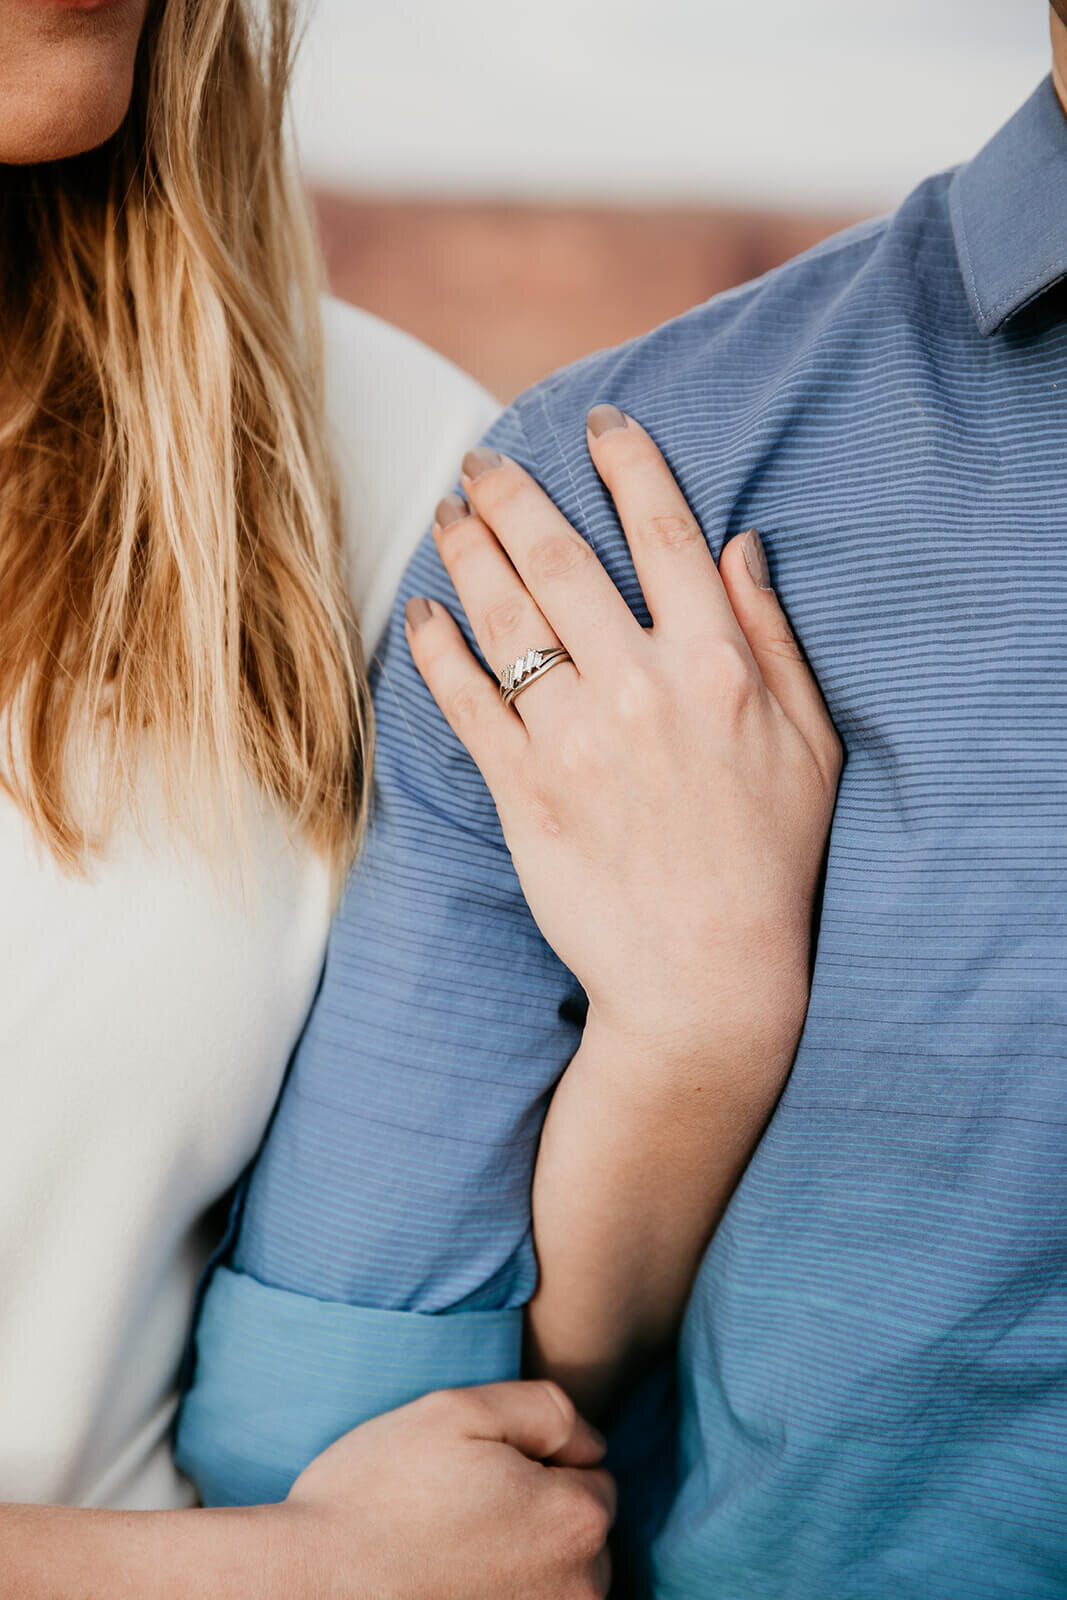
[0,0,370,877]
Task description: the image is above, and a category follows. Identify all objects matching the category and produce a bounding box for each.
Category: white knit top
[0,300,498,1510]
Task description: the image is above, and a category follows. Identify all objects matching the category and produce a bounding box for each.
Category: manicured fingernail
[405,597,433,630]
[587,403,628,438]
[742,528,772,590]
[434,493,469,531]
[462,447,503,481]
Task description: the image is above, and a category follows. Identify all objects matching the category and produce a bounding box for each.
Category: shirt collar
[949,76,1067,337]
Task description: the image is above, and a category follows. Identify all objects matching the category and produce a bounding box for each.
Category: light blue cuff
[175,1266,523,1506]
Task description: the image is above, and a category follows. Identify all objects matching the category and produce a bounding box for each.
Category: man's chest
[742,353,1067,1114]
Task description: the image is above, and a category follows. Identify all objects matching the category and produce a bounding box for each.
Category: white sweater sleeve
[320,297,502,658]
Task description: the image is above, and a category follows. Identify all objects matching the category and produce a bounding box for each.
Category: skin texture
[0,0,150,164]
[407,412,842,1418]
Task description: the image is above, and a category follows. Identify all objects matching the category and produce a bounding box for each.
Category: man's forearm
[526,1003,807,1421]
[0,1504,297,1600]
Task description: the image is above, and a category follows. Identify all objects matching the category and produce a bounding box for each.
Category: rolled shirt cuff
[175,1266,524,1507]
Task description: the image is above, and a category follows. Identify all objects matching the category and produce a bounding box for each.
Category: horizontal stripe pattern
[181,78,1067,1596]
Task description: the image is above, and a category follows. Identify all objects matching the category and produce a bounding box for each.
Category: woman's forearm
[0,1380,617,1600]
[0,1503,297,1600]
[526,1001,807,1422]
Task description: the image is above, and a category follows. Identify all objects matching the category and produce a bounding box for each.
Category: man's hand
[284,1380,615,1599]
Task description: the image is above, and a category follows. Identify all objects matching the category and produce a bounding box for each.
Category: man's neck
[1052,8,1067,116]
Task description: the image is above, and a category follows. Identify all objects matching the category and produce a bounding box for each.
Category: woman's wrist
[580,967,812,1106]
[0,1502,303,1600]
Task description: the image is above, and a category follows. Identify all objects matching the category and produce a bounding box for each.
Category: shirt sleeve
[175,1268,524,1507]
[176,403,588,1505]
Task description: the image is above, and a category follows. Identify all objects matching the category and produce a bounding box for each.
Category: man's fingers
[586,405,742,643]
[452,1380,606,1465]
[572,1465,617,1529]
[404,598,527,787]
[719,530,841,779]
[548,1465,617,1548]
[547,1421,610,1471]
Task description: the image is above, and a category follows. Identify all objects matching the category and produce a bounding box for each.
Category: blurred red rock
[313,194,862,402]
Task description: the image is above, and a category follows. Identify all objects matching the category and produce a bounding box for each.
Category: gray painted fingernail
[462,447,503,481]
[405,597,433,630]
[587,403,629,438]
[742,528,772,590]
[435,493,469,530]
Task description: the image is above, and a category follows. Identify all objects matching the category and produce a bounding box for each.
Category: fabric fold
[176,1266,523,1506]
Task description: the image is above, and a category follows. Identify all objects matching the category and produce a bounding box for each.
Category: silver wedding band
[499,646,572,708]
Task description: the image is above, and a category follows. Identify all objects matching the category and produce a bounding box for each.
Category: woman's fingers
[586,406,742,644]
[404,597,527,789]
[446,436,838,787]
[719,529,842,780]
[460,448,639,674]
[431,493,579,734]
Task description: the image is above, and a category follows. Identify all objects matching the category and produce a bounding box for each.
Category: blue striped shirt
[178,78,1067,1597]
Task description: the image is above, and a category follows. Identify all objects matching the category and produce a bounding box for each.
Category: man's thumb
[463,1380,607,1466]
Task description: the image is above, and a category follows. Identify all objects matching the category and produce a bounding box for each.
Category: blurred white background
[293,0,1052,211]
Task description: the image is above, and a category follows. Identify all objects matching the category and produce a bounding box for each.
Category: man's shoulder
[513,174,957,454]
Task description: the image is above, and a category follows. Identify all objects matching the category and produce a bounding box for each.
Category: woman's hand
[0,1382,613,1600]
[406,405,841,1072]
[405,405,842,1416]
[284,1380,615,1599]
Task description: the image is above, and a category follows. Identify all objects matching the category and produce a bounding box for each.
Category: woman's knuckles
[527,530,596,583]
[637,507,701,551]
[554,721,604,780]
[482,594,530,646]
[753,624,805,666]
[443,683,484,731]
[549,1480,613,1560]
[610,661,665,725]
[527,796,565,839]
[685,635,761,709]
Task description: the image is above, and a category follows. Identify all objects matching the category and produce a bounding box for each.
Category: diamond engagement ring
[499,646,572,707]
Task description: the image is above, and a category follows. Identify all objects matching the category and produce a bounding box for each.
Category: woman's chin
[0,0,147,165]
[0,83,133,165]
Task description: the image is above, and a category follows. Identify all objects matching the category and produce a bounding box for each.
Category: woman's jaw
[0,0,150,164]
